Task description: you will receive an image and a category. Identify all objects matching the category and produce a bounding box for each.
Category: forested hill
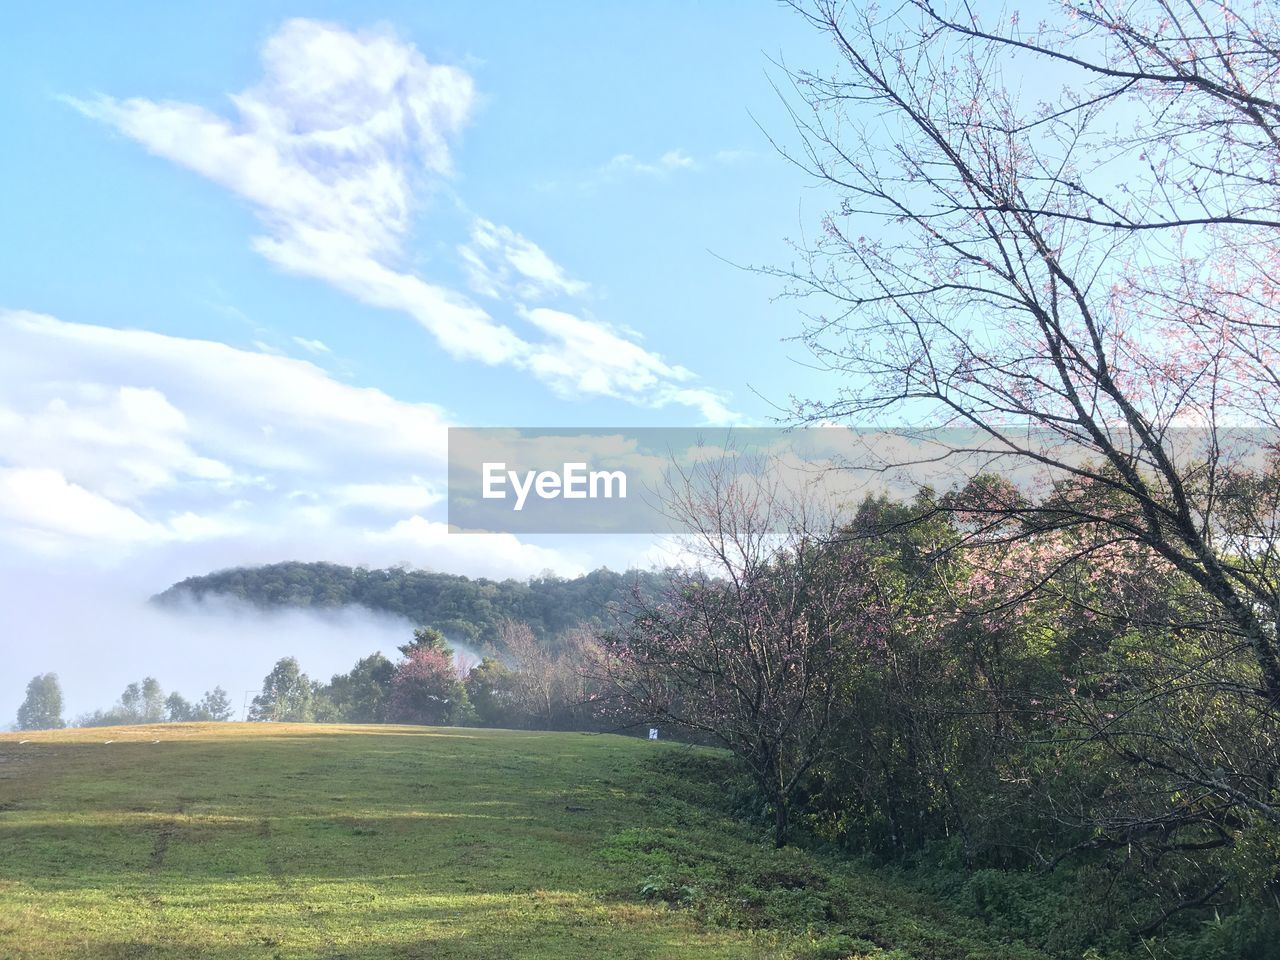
[153,561,665,647]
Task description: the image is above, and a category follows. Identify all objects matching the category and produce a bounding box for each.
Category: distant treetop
[152,561,664,649]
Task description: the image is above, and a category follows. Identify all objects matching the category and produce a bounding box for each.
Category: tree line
[14,622,602,733]
[243,623,605,731]
[14,674,233,730]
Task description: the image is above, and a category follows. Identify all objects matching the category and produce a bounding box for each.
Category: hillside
[0,724,1052,960]
[153,562,666,646]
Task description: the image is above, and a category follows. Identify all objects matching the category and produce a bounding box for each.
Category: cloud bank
[0,561,422,728]
[0,309,589,578]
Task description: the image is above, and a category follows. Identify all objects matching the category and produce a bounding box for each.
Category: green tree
[464,657,518,728]
[322,653,395,723]
[399,626,449,656]
[154,562,667,648]
[249,658,315,722]
[16,673,65,731]
[119,681,142,720]
[165,692,193,722]
[197,686,233,721]
[140,677,166,722]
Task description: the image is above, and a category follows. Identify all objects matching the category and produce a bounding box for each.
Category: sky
[0,3,842,720]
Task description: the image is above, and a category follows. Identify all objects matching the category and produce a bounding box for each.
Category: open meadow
[0,723,1050,960]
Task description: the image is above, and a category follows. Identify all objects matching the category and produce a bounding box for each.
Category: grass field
[0,724,1050,960]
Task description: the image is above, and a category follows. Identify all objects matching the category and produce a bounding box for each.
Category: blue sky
[0,4,848,718]
[1,3,830,425]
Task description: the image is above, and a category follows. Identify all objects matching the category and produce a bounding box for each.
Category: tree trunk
[773,799,789,848]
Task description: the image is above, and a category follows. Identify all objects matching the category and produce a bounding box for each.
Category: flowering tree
[606,459,884,846]
[778,0,1280,701]
[768,4,1280,924]
[389,627,471,726]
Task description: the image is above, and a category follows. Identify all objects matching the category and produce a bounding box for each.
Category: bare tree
[604,456,883,846]
[499,619,560,728]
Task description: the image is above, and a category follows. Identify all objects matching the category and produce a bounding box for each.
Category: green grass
[0,723,1051,959]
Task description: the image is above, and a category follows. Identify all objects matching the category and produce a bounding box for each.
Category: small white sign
[648,728,659,740]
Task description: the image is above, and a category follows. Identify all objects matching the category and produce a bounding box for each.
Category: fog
[0,562,436,728]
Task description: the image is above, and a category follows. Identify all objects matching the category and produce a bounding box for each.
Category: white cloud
[523,308,736,423]
[248,220,528,365]
[0,468,164,547]
[0,310,449,469]
[291,336,331,354]
[0,311,622,583]
[602,149,698,177]
[289,479,443,515]
[581,148,756,189]
[0,310,456,560]
[0,385,233,503]
[459,218,588,301]
[0,311,639,586]
[71,19,470,259]
[71,19,735,421]
[371,516,587,580]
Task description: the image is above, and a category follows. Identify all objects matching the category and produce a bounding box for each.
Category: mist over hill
[153,561,666,647]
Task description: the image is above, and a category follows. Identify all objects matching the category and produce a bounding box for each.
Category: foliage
[739,0,1280,949]
[76,678,236,727]
[389,630,472,726]
[399,625,450,657]
[154,561,664,647]
[607,467,1280,952]
[604,459,886,846]
[487,620,607,731]
[248,657,315,722]
[320,652,395,724]
[164,692,193,722]
[77,677,178,726]
[226,620,605,732]
[464,655,520,728]
[198,686,234,722]
[15,673,64,731]
[164,686,234,723]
